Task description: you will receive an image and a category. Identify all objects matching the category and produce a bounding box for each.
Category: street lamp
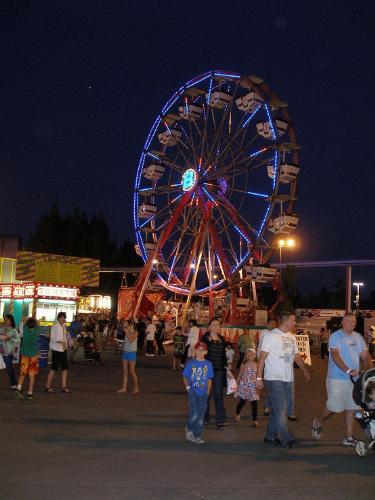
[277,237,296,300]
[353,282,364,311]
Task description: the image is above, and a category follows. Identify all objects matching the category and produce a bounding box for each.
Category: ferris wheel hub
[181,168,198,192]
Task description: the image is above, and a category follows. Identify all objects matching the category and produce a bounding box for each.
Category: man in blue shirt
[312,312,371,446]
[183,342,213,445]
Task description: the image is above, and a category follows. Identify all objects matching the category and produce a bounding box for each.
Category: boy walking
[182,342,213,445]
[15,318,40,400]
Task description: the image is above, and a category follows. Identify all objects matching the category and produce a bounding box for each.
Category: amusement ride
[131,70,300,324]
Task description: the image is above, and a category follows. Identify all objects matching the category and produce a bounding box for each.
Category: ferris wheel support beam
[181,221,209,326]
[132,191,193,319]
[197,189,232,282]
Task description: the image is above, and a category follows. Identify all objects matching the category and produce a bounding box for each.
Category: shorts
[326,378,359,413]
[20,355,39,376]
[51,350,69,371]
[122,351,137,362]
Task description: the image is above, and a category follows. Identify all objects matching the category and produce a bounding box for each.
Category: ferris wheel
[134,71,299,298]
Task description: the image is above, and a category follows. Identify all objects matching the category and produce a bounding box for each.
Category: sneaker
[15,390,25,401]
[194,437,205,445]
[25,393,34,400]
[312,419,322,440]
[342,436,357,447]
[11,385,18,390]
[288,416,298,421]
[185,426,195,442]
[186,432,195,442]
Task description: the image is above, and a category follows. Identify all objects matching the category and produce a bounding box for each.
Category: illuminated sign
[0,283,79,301]
[0,283,34,299]
[0,285,13,298]
[37,285,79,300]
[182,168,197,192]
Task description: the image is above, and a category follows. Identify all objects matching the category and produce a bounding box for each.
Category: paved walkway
[0,348,373,500]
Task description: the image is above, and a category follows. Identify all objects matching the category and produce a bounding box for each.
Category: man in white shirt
[45,312,72,393]
[256,311,310,448]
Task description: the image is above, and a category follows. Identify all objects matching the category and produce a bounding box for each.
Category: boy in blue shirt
[183,342,213,445]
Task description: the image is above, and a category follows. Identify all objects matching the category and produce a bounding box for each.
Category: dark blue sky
[1,0,375,293]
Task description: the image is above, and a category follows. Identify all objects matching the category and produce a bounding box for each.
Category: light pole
[353,282,364,312]
[277,238,296,300]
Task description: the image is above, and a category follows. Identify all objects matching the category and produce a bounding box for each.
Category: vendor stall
[0,282,79,325]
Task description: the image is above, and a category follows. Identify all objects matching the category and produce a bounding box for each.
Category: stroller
[352,368,375,456]
[83,335,104,366]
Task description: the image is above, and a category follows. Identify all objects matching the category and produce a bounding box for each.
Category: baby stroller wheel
[355,441,367,457]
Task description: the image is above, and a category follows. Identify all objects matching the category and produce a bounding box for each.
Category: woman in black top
[201,318,227,427]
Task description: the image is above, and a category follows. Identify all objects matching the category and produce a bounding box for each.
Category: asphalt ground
[0,347,373,500]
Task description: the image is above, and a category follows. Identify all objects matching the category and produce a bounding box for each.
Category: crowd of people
[1,309,374,450]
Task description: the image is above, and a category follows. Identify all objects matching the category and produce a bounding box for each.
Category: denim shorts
[122,351,137,362]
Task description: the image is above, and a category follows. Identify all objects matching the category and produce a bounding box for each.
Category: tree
[27,204,141,267]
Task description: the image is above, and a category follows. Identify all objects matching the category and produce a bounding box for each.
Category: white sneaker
[186,431,195,442]
[194,437,205,445]
[342,436,357,447]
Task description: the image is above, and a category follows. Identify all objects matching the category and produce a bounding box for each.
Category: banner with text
[16,251,99,287]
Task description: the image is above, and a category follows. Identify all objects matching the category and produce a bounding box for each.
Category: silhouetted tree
[27,204,141,267]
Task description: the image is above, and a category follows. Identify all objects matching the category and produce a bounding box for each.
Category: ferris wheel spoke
[181,219,207,283]
[216,192,259,241]
[207,132,261,180]
[230,187,270,198]
[214,204,240,266]
[138,183,182,196]
[187,120,197,164]
[212,103,262,167]
[160,156,185,174]
[205,81,240,167]
[210,149,272,181]
[196,190,232,281]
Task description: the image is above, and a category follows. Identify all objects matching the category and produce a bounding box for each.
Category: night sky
[2,1,375,293]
